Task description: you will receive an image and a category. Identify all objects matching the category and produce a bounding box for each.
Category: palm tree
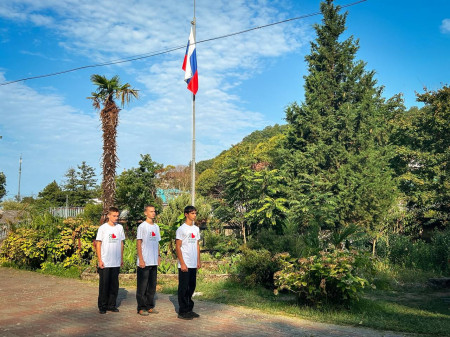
[87,74,139,223]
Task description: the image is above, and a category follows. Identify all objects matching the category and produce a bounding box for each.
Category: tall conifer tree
[282,0,401,248]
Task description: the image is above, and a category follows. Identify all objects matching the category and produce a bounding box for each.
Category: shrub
[82,203,103,224]
[274,249,370,305]
[0,216,97,269]
[202,229,240,256]
[386,231,450,273]
[235,248,280,288]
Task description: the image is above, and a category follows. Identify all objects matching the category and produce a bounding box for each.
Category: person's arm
[158,246,161,266]
[197,240,201,269]
[96,240,104,269]
[176,239,188,272]
[137,239,145,268]
[120,240,124,267]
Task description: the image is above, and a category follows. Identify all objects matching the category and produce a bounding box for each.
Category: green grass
[160,277,450,336]
[37,262,83,279]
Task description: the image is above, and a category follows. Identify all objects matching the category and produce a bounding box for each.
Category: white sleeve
[120,226,126,241]
[95,225,104,241]
[175,226,183,240]
[136,224,143,240]
[157,225,161,241]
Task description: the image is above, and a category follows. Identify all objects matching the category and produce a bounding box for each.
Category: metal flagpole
[191,0,196,206]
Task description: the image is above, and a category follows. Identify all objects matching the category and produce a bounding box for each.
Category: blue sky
[0,0,449,200]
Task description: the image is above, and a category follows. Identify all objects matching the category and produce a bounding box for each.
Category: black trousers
[98,267,120,311]
[178,268,197,314]
[136,265,158,312]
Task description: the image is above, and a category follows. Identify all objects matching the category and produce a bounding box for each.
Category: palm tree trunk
[100,100,120,223]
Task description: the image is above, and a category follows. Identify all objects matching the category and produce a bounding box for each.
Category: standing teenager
[176,205,201,320]
[96,206,125,314]
[136,205,161,316]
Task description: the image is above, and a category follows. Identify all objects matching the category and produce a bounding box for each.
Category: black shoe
[108,307,119,312]
[189,311,200,318]
[178,313,193,320]
[99,310,107,314]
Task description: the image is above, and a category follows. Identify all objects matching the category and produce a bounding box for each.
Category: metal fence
[0,224,8,241]
[49,207,85,218]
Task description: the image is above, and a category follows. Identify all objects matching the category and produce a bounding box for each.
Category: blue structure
[156,188,183,204]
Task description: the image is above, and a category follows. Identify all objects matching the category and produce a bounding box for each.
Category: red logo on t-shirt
[112,233,117,239]
[151,232,156,237]
[191,233,195,238]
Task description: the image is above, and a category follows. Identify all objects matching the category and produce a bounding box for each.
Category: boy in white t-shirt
[95,206,125,314]
[175,205,201,320]
[136,205,161,316]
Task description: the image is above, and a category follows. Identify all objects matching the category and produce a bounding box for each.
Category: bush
[235,248,280,288]
[274,249,370,305]
[386,230,450,273]
[82,203,103,224]
[202,229,240,256]
[0,216,97,269]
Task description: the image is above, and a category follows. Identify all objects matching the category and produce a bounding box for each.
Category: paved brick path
[0,268,416,337]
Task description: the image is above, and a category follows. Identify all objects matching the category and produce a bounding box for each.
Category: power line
[0,0,367,86]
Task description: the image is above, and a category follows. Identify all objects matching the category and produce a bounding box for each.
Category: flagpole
[191,1,196,206]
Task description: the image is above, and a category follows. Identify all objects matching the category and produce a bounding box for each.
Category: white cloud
[0,73,101,197]
[440,18,450,34]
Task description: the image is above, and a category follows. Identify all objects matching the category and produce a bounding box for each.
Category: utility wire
[0,0,367,86]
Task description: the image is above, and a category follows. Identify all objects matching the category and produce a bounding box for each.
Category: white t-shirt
[136,221,161,266]
[96,223,126,268]
[176,223,200,269]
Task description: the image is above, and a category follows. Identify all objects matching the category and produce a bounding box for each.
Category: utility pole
[17,155,22,201]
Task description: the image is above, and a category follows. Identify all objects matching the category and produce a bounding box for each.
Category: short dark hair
[108,206,119,214]
[144,205,155,211]
[184,205,196,215]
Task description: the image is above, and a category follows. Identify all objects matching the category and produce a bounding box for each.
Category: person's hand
[139,260,146,269]
[98,261,105,269]
[121,260,124,267]
[158,256,161,266]
[180,262,188,272]
[197,260,202,269]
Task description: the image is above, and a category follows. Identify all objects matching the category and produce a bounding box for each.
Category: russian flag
[182,27,198,95]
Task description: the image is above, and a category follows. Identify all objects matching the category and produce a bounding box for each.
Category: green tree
[62,162,98,206]
[246,168,287,234]
[0,172,6,201]
[391,85,450,230]
[76,161,98,205]
[220,153,256,244]
[88,74,139,222]
[282,0,400,250]
[63,167,77,205]
[115,154,163,226]
[38,181,66,207]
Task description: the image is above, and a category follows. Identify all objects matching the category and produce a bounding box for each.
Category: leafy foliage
[281,0,400,245]
[274,249,370,305]
[391,85,450,229]
[0,172,6,201]
[115,154,163,227]
[62,162,98,206]
[0,216,97,270]
[235,248,280,288]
